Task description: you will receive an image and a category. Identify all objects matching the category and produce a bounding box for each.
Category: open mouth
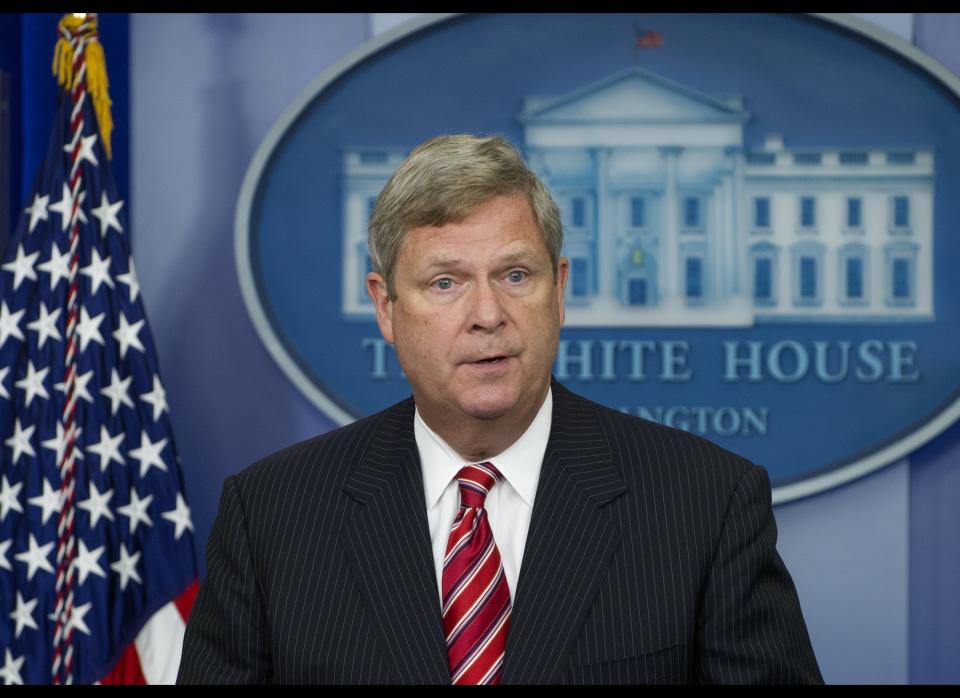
[475,357,504,364]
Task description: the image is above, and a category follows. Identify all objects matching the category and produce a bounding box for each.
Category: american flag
[633,22,662,49]
[0,15,197,684]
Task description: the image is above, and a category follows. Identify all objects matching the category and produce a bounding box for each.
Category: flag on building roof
[634,25,663,49]
[0,13,197,685]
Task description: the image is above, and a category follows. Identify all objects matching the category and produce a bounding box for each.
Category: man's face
[367,194,568,428]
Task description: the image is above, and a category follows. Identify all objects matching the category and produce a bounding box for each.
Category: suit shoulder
[559,385,758,485]
[229,398,413,497]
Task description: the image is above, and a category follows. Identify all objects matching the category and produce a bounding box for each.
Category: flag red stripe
[175,579,199,623]
[99,642,147,685]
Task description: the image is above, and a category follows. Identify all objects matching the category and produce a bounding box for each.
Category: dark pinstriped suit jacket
[177,382,822,684]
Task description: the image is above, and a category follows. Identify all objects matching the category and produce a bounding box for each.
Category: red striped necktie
[442,462,512,685]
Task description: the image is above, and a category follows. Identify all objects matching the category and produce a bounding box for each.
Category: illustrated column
[593,147,613,301]
[659,146,682,301]
[727,145,744,296]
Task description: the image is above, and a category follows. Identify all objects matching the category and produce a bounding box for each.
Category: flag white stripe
[134,600,187,685]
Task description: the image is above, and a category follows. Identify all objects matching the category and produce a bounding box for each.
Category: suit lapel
[502,382,627,684]
[340,400,450,684]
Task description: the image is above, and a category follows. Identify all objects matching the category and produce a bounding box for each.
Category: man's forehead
[416,244,543,269]
[409,193,533,231]
[399,196,542,253]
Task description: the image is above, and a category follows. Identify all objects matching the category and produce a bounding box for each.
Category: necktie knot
[456,462,502,509]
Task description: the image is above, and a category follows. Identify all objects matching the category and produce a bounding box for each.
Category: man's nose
[468,279,507,332]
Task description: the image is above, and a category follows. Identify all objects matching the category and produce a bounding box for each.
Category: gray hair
[368,134,563,296]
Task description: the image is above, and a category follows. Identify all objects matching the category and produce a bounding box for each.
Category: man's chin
[457,390,522,421]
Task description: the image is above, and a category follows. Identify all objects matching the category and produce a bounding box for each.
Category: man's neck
[416,387,550,462]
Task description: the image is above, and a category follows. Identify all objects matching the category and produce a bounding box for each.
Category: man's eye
[507,270,527,283]
[434,278,454,290]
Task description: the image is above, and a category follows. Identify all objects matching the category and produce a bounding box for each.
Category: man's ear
[366,272,395,344]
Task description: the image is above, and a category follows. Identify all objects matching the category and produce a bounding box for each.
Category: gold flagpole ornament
[52,12,114,159]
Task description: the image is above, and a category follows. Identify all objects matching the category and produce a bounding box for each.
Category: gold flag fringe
[52,13,114,160]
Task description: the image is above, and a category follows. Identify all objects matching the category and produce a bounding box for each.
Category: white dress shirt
[415,388,552,604]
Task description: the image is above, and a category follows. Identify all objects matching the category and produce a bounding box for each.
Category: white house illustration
[340,67,934,326]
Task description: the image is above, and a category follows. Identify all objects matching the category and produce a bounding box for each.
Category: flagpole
[49,12,98,685]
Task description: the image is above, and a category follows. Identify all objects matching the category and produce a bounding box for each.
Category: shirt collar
[415,387,552,510]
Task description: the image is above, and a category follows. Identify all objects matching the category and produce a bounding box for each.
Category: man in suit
[178,134,822,684]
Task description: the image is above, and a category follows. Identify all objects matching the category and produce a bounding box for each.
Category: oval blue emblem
[236,13,960,501]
